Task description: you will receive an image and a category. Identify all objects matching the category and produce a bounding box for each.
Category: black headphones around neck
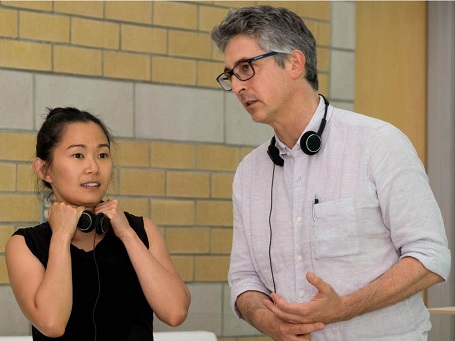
[77,210,110,235]
[267,94,329,166]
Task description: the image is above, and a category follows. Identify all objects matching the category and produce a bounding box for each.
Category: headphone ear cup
[267,138,284,166]
[95,213,110,234]
[78,211,96,233]
[300,131,322,155]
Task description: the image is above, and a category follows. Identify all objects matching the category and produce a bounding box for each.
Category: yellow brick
[305,20,318,40]
[318,72,329,97]
[296,2,331,21]
[116,140,150,167]
[152,56,196,86]
[166,227,209,253]
[196,200,232,227]
[0,226,15,252]
[199,6,229,32]
[118,197,149,218]
[72,18,119,49]
[0,8,18,38]
[211,228,232,254]
[195,255,229,281]
[0,255,9,284]
[104,51,150,81]
[3,1,52,11]
[151,199,195,226]
[169,30,212,59]
[153,2,197,30]
[54,45,102,76]
[198,61,224,88]
[54,1,103,18]
[0,194,40,222]
[106,168,119,196]
[317,21,330,47]
[121,25,167,54]
[170,255,194,282]
[240,147,254,160]
[0,133,35,161]
[211,173,233,199]
[0,39,51,71]
[211,43,223,62]
[197,145,239,171]
[0,163,16,191]
[17,163,35,192]
[256,1,298,12]
[20,11,69,43]
[317,47,329,72]
[119,169,164,196]
[213,1,256,9]
[105,1,152,24]
[167,171,210,198]
[151,142,195,169]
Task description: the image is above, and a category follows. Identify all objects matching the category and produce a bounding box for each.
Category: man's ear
[288,50,306,79]
[33,157,52,184]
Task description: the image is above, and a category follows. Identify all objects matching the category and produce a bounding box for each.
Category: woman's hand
[95,199,131,239]
[48,202,84,242]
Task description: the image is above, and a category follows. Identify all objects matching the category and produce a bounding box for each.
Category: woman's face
[43,121,112,208]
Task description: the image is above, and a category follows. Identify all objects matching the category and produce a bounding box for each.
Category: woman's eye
[73,153,83,159]
[99,153,110,159]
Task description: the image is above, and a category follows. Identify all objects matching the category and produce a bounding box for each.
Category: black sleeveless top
[13,212,154,341]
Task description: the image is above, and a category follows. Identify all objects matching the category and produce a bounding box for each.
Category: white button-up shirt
[229,98,451,340]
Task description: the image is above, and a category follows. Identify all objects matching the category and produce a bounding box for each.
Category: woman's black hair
[36,107,114,189]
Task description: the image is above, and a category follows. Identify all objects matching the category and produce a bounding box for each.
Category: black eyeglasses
[216,51,279,91]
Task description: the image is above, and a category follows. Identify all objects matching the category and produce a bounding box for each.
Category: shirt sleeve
[228,160,271,319]
[369,124,451,280]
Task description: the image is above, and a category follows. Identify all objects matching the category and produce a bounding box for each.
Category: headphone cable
[268,164,277,294]
[92,232,100,341]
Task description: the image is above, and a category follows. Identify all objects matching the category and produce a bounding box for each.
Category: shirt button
[296,216,302,223]
[296,255,303,262]
[299,291,304,298]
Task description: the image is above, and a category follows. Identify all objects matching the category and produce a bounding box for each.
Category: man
[211,5,451,340]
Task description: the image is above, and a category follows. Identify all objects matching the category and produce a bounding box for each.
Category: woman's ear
[33,157,52,184]
[288,49,306,79]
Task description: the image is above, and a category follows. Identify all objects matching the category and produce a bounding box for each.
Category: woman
[5,107,190,340]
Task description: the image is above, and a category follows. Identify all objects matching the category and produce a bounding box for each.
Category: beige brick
[317,47,329,72]
[167,171,210,198]
[20,11,69,43]
[151,200,195,226]
[121,25,167,54]
[240,147,254,161]
[119,169,164,196]
[54,45,102,76]
[0,163,16,191]
[256,1,298,12]
[196,200,232,227]
[105,1,152,24]
[0,39,51,71]
[199,6,229,32]
[116,140,150,167]
[0,193,40,222]
[3,1,52,11]
[211,43,223,62]
[104,51,150,81]
[151,142,195,169]
[211,228,232,254]
[195,255,229,281]
[305,20,318,40]
[197,145,239,171]
[317,21,330,47]
[170,255,194,282]
[153,2,197,30]
[198,60,223,88]
[169,30,211,59]
[211,173,233,199]
[318,72,329,97]
[166,227,209,253]
[0,225,15,252]
[152,56,196,86]
[0,133,35,161]
[0,8,18,38]
[118,197,149,218]
[213,1,256,9]
[72,18,119,49]
[0,255,9,284]
[17,163,35,192]
[296,2,331,21]
[106,168,119,196]
[54,1,103,18]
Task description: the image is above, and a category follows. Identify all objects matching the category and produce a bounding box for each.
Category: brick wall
[0,1,339,339]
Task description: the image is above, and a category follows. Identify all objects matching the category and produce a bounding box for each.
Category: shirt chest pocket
[311,197,360,259]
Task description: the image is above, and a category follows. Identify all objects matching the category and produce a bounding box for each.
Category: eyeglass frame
[216,51,279,91]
